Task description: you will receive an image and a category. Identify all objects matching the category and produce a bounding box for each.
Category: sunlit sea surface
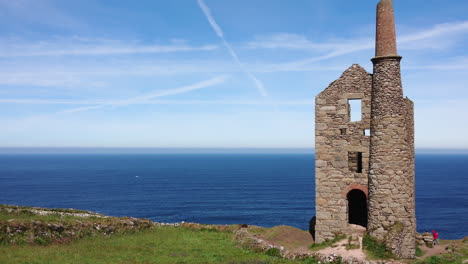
[0,153,466,239]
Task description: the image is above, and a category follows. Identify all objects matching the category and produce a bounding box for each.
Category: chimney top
[375,0,398,57]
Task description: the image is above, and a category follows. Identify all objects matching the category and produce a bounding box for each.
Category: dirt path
[240,225,466,263]
[316,237,367,262]
[248,226,369,262]
[419,244,447,259]
[417,239,467,260]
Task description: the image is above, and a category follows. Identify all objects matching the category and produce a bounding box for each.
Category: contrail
[197,0,268,97]
[57,75,228,114]
[0,98,314,106]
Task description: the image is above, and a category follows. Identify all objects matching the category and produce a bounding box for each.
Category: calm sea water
[0,153,466,239]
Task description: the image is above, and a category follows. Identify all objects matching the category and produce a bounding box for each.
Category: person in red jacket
[432,230,440,245]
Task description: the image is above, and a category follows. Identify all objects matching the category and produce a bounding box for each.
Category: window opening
[364,129,371,136]
[348,99,362,122]
[348,152,363,173]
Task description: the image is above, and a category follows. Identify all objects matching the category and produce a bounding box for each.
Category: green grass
[0,226,307,264]
[0,208,100,222]
[308,234,346,251]
[416,255,466,264]
[415,246,425,257]
[265,248,282,257]
[362,233,395,260]
[0,206,154,246]
[0,204,103,223]
[345,244,360,250]
[415,238,468,264]
[0,205,93,215]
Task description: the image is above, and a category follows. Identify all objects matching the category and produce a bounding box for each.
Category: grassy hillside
[1,205,466,264]
[0,205,314,263]
[0,226,306,264]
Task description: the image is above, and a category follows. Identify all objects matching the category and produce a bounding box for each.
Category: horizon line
[0,147,467,154]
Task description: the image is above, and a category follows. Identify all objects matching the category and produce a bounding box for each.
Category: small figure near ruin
[432,230,440,246]
[314,0,416,258]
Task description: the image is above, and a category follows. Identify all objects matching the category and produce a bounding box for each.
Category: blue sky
[0,0,467,149]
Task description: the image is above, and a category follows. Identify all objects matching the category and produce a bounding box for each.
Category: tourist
[432,230,440,246]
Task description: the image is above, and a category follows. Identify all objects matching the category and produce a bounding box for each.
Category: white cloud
[0,20,465,90]
[0,98,314,106]
[245,33,343,51]
[0,38,218,57]
[405,56,468,70]
[399,21,468,44]
[0,0,82,29]
[0,110,315,148]
[246,21,468,69]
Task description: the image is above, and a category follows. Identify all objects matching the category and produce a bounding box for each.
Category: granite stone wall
[314,60,416,258]
[368,57,416,258]
[315,64,372,243]
[314,0,416,258]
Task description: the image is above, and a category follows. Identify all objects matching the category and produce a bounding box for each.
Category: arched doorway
[347,189,367,227]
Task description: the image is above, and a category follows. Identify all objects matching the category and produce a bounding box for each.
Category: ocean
[0,153,466,239]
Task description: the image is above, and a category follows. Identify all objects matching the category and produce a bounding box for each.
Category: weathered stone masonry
[315,65,372,242]
[368,56,416,259]
[315,0,416,259]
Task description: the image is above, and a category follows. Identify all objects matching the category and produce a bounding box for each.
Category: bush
[34,237,48,245]
[423,256,441,264]
[304,256,320,264]
[415,245,424,257]
[362,233,395,259]
[265,247,281,257]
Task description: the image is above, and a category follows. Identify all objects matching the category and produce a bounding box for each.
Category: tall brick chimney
[375,0,398,57]
[368,0,416,259]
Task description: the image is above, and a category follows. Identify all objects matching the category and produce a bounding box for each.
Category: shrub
[415,245,424,257]
[362,233,395,259]
[265,247,281,257]
[303,256,320,264]
[34,237,48,245]
[423,256,441,264]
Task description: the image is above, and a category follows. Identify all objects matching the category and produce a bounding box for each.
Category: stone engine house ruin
[314,0,416,258]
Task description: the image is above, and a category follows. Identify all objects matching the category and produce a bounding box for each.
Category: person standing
[432,230,440,246]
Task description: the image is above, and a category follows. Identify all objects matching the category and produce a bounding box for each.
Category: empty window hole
[348,152,363,173]
[340,128,347,135]
[364,129,371,136]
[348,99,362,122]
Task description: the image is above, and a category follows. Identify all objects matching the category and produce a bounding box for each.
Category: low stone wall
[0,205,154,245]
[0,217,154,245]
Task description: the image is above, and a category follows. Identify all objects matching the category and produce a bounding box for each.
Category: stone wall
[367,56,416,258]
[314,0,416,258]
[315,64,372,243]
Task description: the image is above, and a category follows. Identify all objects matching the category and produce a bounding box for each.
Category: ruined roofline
[316,64,371,98]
